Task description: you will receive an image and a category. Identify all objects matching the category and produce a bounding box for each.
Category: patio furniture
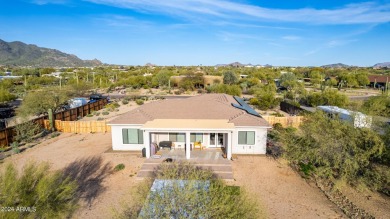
[159,141,173,150]
[193,141,204,150]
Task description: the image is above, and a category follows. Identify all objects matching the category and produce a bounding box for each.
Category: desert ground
[2,96,389,219]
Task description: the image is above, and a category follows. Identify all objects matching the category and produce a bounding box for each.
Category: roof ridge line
[138,109,154,120]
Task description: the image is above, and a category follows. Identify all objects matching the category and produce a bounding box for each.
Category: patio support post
[185,131,191,159]
[227,131,232,160]
[144,130,151,158]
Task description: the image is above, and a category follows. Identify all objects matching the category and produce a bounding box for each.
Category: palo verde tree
[223,71,239,85]
[18,87,72,117]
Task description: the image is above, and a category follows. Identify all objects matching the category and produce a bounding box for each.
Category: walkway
[137,149,233,180]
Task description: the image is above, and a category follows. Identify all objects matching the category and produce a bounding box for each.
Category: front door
[209,133,224,148]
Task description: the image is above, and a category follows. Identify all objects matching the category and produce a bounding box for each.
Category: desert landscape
[2,100,388,218]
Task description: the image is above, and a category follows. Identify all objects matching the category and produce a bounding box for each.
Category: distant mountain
[215,62,251,67]
[0,39,102,67]
[373,62,390,68]
[321,63,350,68]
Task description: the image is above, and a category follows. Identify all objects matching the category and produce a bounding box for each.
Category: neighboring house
[108,94,271,160]
[368,75,390,88]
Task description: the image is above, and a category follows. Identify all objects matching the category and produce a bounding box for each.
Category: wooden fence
[262,116,304,128]
[44,120,111,133]
[0,98,108,147]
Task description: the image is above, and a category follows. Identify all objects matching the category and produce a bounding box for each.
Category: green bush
[86,114,93,117]
[51,132,60,138]
[105,102,120,110]
[306,90,348,107]
[206,84,242,96]
[14,120,42,144]
[122,99,129,105]
[95,112,101,116]
[114,163,125,172]
[11,142,20,154]
[0,162,78,218]
[135,99,144,105]
[279,111,388,192]
[102,111,109,115]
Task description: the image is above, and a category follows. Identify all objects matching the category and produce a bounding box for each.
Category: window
[122,129,143,144]
[169,133,185,142]
[238,131,255,145]
[190,133,203,142]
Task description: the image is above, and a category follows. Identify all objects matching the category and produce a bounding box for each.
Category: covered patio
[154,148,226,161]
[142,119,234,160]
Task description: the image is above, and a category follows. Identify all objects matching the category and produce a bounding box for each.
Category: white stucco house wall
[108,94,271,160]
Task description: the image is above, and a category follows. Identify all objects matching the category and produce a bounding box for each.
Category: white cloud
[31,0,69,5]
[85,0,390,25]
[282,35,301,40]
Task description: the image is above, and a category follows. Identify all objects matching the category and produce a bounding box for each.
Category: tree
[152,70,171,88]
[306,89,349,107]
[252,83,280,110]
[117,162,261,219]
[279,72,298,90]
[179,73,204,91]
[0,88,16,103]
[362,95,390,117]
[309,70,323,87]
[355,72,370,87]
[18,87,71,116]
[278,111,388,192]
[223,71,238,85]
[0,162,78,218]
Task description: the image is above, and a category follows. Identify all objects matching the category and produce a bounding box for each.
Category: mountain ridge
[0,39,102,67]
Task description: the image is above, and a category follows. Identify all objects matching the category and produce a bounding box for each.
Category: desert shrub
[0,162,78,218]
[270,112,284,117]
[279,111,389,192]
[95,112,101,116]
[206,84,242,96]
[50,132,60,138]
[174,90,183,95]
[105,102,120,110]
[306,89,348,107]
[14,120,42,143]
[114,163,125,172]
[86,114,93,117]
[118,162,262,219]
[11,142,20,154]
[97,117,105,121]
[102,111,109,115]
[122,99,129,105]
[135,99,144,105]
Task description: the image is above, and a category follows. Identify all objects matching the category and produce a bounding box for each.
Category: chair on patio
[193,141,204,150]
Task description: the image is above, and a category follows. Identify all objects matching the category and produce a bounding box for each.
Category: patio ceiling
[141,119,234,130]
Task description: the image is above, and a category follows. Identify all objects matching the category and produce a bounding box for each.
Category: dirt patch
[231,156,345,219]
[1,132,145,219]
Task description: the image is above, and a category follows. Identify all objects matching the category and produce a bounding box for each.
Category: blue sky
[1,0,390,66]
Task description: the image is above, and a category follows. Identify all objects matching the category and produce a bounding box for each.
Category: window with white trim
[169,133,185,142]
[238,131,255,145]
[190,133,203,142]
[122,129,143,144]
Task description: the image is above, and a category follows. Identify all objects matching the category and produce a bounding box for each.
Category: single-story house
[108,94,271,160]
[368,75,390,88]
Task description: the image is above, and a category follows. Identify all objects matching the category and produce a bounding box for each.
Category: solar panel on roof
[232,96,261,117]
